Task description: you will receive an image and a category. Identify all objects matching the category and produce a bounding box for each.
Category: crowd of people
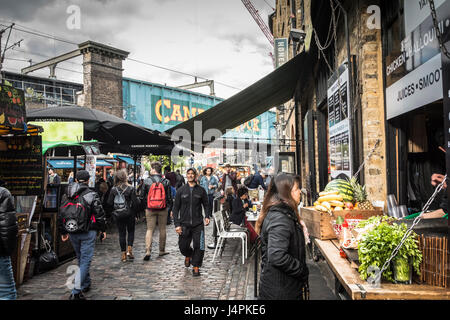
[1,161,314,301]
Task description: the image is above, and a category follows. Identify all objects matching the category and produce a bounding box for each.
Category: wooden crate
[299,207,383,240]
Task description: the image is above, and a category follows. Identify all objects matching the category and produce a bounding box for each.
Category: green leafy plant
[357,218,422,283]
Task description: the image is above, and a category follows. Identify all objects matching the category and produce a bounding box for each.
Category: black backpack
[59,194,91,233]
[244,174,254,187]
[112,186,132,220]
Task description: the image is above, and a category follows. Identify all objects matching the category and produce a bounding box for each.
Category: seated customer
[230,186,251,227]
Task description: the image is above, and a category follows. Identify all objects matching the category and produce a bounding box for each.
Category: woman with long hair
[255,173,309,300]
[107,169,139,262]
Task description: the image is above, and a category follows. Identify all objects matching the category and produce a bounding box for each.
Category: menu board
[0,135,43,196]
[0,85,26,129]
[327,64,352,179]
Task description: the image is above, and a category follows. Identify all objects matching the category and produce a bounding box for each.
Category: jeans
[0,256,17,300]
[117,215,135,252]
[145,209,168,254]
[69,230,97,295]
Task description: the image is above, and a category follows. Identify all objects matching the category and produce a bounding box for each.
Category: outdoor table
[314,238,450,300]
[246,210,260,297]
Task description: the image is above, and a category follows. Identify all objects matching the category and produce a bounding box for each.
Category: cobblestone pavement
[17,219,253,300]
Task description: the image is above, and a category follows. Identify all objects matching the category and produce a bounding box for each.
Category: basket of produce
[299,178,382,240]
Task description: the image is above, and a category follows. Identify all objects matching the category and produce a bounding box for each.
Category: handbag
[38,235,59,273]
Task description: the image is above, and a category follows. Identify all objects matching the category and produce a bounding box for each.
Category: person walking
[173,168,211,277]
[59,170,107,300]
[0,185,18,300]
[142,162,173,260]
[200,167,219,250]
[175,169,185,190]
[220,164,238,195]
[48,168,61,186]
[255,173,309,300]
[164,166,177,225]
[107,169,139,262]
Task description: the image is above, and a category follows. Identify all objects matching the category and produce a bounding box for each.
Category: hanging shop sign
[386,0,450,119]
[28,121,84,142]
[442,41,450,218]
[0,85,26,130]
[327,63,352,179]
[274,38,289,69]
[0,135,43,196]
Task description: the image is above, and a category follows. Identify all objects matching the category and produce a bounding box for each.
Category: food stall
[300,178,449,300]
[0,84,44,286]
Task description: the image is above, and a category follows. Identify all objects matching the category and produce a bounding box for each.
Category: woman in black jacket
[107,169,139,262]
[255,173,309,300]
[0,186,18,300]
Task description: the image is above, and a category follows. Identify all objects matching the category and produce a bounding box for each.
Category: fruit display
[316,177,377,212]
[324,179,354,203]
[349,177,375,210]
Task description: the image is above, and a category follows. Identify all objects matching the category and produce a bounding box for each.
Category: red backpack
[147,177,167,210]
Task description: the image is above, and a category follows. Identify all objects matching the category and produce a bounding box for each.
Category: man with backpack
[59,170,106,300]
[142,162,173,260]
[173,168,211,277]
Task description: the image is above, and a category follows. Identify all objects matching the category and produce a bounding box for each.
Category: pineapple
[349,177,375,210]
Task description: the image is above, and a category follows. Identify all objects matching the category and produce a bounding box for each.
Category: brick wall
[293,0,387,202]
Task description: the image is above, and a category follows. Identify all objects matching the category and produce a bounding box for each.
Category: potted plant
[357,216,422,284]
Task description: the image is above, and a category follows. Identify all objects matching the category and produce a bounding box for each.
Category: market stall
[300,177,449,300]
[0,84,44,286]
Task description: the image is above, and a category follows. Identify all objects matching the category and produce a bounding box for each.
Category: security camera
[289,28,306,43]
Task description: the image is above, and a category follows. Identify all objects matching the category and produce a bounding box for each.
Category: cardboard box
[300,207,383,240]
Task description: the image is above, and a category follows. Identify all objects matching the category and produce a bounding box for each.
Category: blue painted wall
[123,78,276,143]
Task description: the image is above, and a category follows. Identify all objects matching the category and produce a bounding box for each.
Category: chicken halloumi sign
[386,0,450,119]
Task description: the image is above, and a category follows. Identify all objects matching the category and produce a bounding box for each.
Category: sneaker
[207,243,217,249]
[158,252,170,257]
[143,254,150,261]
[192,267,200,277]
[69,292,86,300]
[81,286,90,294]
[184,257,191,267]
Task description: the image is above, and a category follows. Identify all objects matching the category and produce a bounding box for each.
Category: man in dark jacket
[142,162,173,260]
[247,170,267,190]
[173,168,211,277]
[0,186,18,300]
[48,168,61,186]
[59,170,106,300]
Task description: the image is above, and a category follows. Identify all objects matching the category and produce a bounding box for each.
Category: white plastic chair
[212,211,248,264]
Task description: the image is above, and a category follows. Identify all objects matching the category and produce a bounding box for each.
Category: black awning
[166,51,311,145]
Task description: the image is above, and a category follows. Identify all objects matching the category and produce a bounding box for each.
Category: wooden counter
[314,238,450,300]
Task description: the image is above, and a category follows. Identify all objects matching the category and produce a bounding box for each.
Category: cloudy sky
[0,0,276,99]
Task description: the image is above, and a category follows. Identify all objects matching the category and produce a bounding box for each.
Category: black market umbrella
[26,106,175,154]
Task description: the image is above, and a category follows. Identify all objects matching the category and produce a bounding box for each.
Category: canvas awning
[115,155,141,166]
[47,159,82,169]
[166,51,311,146]
[79,159,114,167]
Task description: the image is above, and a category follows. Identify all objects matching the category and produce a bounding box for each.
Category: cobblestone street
[17,219,255,300]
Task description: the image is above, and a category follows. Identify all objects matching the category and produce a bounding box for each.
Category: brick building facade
[270,0,388,204]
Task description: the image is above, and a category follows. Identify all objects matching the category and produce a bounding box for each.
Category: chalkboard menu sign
[0,135,43,196]
[0,85,26,130]
[327,63,352,179]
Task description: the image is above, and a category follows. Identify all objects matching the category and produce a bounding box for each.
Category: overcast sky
[0,0,276,99]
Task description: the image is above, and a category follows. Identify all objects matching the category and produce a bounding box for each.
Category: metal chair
[212,211,248,264]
